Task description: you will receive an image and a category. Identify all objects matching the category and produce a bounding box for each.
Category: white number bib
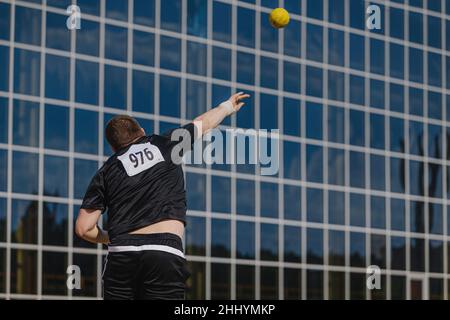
[118,142,165,177]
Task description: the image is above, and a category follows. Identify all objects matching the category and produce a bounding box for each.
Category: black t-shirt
[80,123,197,241]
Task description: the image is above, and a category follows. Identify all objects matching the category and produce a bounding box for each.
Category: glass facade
[0,0,449,300]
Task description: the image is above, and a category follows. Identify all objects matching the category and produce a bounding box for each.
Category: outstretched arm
[75,208,109,244]
[193,92,250,135]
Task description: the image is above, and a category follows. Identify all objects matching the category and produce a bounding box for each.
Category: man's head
[105,115,145,152]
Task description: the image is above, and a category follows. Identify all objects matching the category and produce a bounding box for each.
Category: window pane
[186,172,206,211]
[105,25,127,61]
[212,263,231,299]
[74,159,98,199]
[45,54,69,100]
[237,8,255,48]
[133,30,154,66]
[159,75,180,117]
[260,57,278,89]
[410,238,425,272]
[213,2,231,42]
[44,155,68,198]
[307,228,323,264]
[350,232,365,267]
[72,254,97,297]
[329,190,345,225]
[12,199,38,244]
[75,60,99,105]
[261,182,278,218]
[46,12,70,51]
[391,198,406,231]
[283,98,300,136]
[13,100,39,147]
[11,249,37,294]
[236,265,255,299]
[14,48,40,96]
[284,268,301,300]
[42,251,68,296]
[13,152,39,195]
[76,20,99,56]
[284,20,301,57]
[15,6,41,45]
[187,41,206,76]
[0,3,10,41]
[329,231,345,266]
[306,24,323,62]
[306,66,323,97]
[104,65,127,110]
[284,185,301,221]
[211,176,230,213]
[0,46,8,92]
[106,0,128,21]
[371,234,386,268]
[350,193,365,227]
[261,13,278,53]
[236,221,255,259]
[211,219,231,257]
[284,226,301,263]
[133,0,155,27]
[132,70,154,114]
[212,47,231,80]
[283,61,301,93]
[261,267,278,299]
[391,236,406,270]
[350,109,364,146]
[43,202,68,246]
[161,0,181,32]
[75,109,98,154]
[370,154,385,191]
[350,151,364,188]
[328,70,345,102]
[329,29,344,66]
[261,223,278,261]
[307,270,323,300]
[236,52,255,85]
[185,216,206,256]
[328,148,345,186]
[186,261,205,299]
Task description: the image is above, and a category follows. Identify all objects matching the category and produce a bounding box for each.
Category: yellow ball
[269,8,290,29]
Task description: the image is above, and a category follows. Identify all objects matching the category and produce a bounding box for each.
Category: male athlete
[75,92,249,300]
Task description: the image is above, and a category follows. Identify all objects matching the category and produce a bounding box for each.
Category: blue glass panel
[260,56,278,89]
[75,60,99,105]
[409,161,424,196]
[428,16,441,48]
[74,159,98,199]
[390,117,405,152]
[0,45,9,92]
[329,29,344,66]
[409,121,424,156]
[428,163,442,198]
[371,196,386,229]
[349,0,365,29]
[212,47,231,80]
[132,70,154,114]
[106,0,128,21]
[329,0,344,25]
[328,148,345,185]
[0,150,7,192]
[76,20,99,56]
[261,182,278,218]
[350,232,365,266]
[237,179,255,216]
[428,91,442,120]
[13,100,39,147]
[211,219,230,257]
[391,199,406,231]
[44,156,68,197]
[211,176,231,213]
[428,52,442,87]
[133,0,155,26]
[306,102,322,140]
[284,20,301,57]
[237,7,255,48]
[370,39,385,75]
[159,75,180,117]
[105,25,127,61]
[74,109,98,154]
[77,0,100,15]
[349,109,364,146]
[390,43,404,79]
[349,75,365,105]
[307,0,323,19]
[44,105,69,151]
[133,30,154,66]
[261,13,278,53]
[350,193,365,227]
[42,202,68,246]
[428,124,443,159]
[11,199,37,244]
[409,0,422,7]
[236,88,254,129]
[429,203,442,234]
[104,65,127,110]
[0,98,7,143]
[350,151,365,188]
[390,83,404,113]
[283,98,300,137]
[307,228,323,264]
[409,87,423,116]
[13,152,39,194]
[390,8,404,39]
[213,1,231,42]
[329,230,345,265]
[284,185,301,221]
[328,70,345,102]
[284,0,301,14]
[236,221,255,259]
[306,66,322,97]
[371,154,385,190]
[306,145,323,183]
[186,172,206,211]
[349,34,364,71]
[14,49,40,96]
[307,188,323,223]
[187,0,207,38]
[45,54,69,100]
[46,13,70,51]
[284,226,301,262]
[237,52,255,85]
[15,6,41,45]
[410,201,424,233]
[284,141,301,180]
[261,224,278,260]
[0,3,10,40]
[161,0,181,32]
[390,157,405,193]
[306,24,323,62]
[186,80,206,120]
[160,36,181,71]
[370,79,384,109]
[328,106,344,143]
[409,48,423,83]
[370,113,385,149]
[409,12,423,44]
[329,190,345,225]
[187,41,207,76]
[283,61,301,93]
[260,94,278,130]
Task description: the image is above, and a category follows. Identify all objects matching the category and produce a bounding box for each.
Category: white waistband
[108,244,185,259]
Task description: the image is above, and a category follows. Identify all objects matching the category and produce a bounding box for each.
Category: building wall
[0,0,449,299]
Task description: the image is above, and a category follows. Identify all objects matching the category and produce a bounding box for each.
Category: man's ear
[141,128,146,136]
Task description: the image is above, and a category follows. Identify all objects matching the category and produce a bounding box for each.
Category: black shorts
[102,233,191,300]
